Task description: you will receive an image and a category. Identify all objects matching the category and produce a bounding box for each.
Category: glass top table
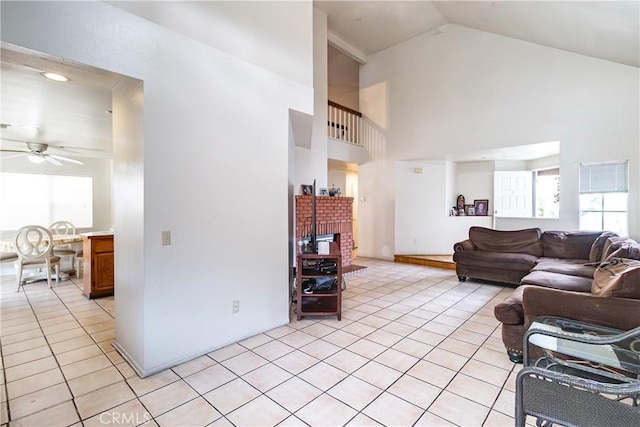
[526,316,640,375]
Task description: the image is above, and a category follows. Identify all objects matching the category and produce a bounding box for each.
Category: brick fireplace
[295,195,353,267]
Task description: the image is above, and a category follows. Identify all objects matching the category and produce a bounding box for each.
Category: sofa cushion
[541,231,602,260]
[468,227,542,256]
[589,231,618,262]
[453,250,538,272]
[532,259,596,279]
[520,270,593,292]
[592,259,640,299]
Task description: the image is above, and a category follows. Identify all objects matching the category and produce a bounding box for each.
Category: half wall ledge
[394,254,456,270]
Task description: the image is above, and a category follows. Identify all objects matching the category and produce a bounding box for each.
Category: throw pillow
[600,236,633,263]
[592,258,640,298]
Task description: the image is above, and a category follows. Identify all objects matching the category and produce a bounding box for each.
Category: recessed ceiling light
[20,125,40,132]
[41,72,69,82]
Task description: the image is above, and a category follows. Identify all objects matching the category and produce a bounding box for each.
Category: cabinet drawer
[91,238,114,253]
[301,296,338,313]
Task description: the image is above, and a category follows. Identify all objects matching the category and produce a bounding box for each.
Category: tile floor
[0,258,526,426]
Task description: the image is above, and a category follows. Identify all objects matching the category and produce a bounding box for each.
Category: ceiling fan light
[27,153,46,164]
[41,72,69,82]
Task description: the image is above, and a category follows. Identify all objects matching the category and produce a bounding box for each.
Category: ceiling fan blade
[45,155,64,166]
[0,137,30,144]
[0,152,27,160]
[0,149,28,154]
[48,153,84,165]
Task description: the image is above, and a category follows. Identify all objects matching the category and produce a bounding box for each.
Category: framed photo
[319,188,329,196]
[474,199,489,216]
[464,204,474,216]
[301,184,313,195]
[467,207,475,216]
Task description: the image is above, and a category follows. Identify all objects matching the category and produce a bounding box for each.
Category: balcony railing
[327,101,362,145]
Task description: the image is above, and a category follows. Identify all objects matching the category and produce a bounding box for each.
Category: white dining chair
[14,225,61,291]
[49,220,78,273]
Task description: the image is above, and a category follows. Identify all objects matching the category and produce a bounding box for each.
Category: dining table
[0,234,84,252]
[1,233,84,281]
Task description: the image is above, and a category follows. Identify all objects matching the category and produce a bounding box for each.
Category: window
[0,172,93,230]
[534,168,560,218]
[579,161,628,236]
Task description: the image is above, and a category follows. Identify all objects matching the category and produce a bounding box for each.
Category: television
[302,179,318,254]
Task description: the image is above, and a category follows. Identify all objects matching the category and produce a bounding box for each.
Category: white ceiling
[0,44,130,161]
[316,1,639,67]
[1,2,637,165]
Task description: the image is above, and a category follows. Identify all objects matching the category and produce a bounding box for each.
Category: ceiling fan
[0,141,84,166]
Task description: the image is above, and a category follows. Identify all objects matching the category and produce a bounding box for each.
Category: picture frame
[467,207,475,216]
[319,188,329,196]
[464,204,474,216]
[474,199,489,216]
[301,184,313,196]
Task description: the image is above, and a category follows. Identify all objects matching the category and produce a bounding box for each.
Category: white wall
[328,137,370,165]
[295,8,329,192]
[328,45,360,111]
[359,24,639,256]
[394,160,492,255]
[457,161,494,211]
[108,1,313,88]
[1,1,314,375]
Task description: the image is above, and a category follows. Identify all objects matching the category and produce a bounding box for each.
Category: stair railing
[327,101,362,145]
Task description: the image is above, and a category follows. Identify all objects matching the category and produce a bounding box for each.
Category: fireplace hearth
[295,195,353,267]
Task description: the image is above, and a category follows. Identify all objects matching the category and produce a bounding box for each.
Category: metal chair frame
[516,319,640,427]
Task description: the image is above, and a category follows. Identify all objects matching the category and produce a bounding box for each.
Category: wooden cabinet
[296,242,342,320]
[82,232,114,299]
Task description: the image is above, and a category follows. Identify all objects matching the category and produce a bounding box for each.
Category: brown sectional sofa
[453,227,640,362]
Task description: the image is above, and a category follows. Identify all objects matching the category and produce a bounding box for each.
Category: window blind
[579,161,628,193]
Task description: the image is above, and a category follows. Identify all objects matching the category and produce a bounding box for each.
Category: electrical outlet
[232,300,240,314]
[161,231,171,246]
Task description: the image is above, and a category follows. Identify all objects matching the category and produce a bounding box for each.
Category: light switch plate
[161,231,171,246]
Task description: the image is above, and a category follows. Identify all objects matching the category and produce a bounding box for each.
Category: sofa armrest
[454,239,475,253]
[521,286,640,333]
[494,286,526,325]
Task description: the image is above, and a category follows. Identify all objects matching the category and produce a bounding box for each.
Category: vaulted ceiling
[316,1,639,67]
[1,2,637,164]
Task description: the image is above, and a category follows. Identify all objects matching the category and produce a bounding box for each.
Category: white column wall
[295,8,329,193]
[359,24,640,255]
[1,1,313,375]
